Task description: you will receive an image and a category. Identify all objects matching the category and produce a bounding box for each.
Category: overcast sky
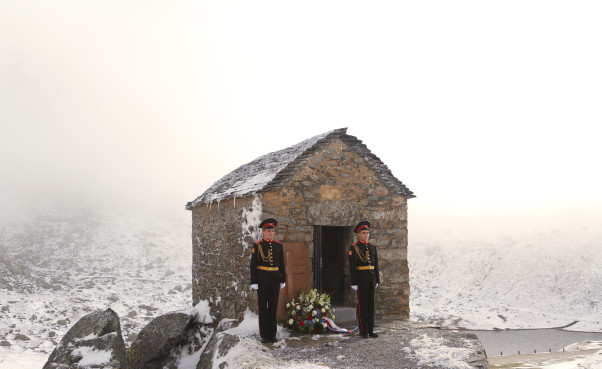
[2,1,601,240]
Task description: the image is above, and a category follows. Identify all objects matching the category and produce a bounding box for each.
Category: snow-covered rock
[43,308,127,369]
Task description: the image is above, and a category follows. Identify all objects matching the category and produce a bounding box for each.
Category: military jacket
[250,239,286,284]
[348,241,380,285]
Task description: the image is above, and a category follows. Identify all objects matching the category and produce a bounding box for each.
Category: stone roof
[186,128,414,209]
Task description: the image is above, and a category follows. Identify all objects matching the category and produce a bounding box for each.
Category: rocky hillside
[0,198,192,356]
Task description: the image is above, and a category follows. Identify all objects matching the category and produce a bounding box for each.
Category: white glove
[376,283,379,288]
[280,283,286,289]
[250,284,258,290]
[351,285,358,291]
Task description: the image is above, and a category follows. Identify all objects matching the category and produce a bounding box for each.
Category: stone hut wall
[191,195,262,320]
[260,138,410,319]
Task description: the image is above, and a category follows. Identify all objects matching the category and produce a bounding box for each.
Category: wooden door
[277,242,311,321]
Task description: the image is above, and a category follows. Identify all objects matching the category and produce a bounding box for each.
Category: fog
[2,1,602,243]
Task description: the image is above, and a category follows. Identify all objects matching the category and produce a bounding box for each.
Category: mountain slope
[409,221,602,331]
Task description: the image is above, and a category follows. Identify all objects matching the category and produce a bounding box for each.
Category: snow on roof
[186,127,414,209]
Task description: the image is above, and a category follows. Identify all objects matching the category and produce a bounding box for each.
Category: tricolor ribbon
[323,317,358,333]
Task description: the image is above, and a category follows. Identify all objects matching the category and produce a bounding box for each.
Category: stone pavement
[269,320,489,369]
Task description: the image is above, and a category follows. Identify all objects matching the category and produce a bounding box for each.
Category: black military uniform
[348,221,380,338]
[250,218,286,343]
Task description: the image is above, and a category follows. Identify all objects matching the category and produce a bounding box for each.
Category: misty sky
[2,1,601,241]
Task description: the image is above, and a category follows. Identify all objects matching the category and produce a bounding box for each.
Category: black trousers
[356,270,376,335]
[257,271,280,340]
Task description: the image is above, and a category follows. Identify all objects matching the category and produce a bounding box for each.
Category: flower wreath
[284,289,335,334]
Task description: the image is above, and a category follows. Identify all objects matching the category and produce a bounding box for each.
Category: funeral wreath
[284,288,335,334]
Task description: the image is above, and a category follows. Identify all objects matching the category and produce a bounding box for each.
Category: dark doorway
[313,226,352,305]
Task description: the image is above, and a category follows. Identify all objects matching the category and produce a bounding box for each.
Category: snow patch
[540,350,602,369]
[223,310,259,338]
[403,334,475,369]
[580,350,602,369]
[72,346,112,366]
[563,340,602,352]
[222,310,291,341]
[240,195,262,249]
[74,333,99,342]
[190,300,214,324]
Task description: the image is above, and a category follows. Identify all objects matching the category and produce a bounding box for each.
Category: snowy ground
[409,220,602,332]
[0,200,192,368]
[1,200,600,368]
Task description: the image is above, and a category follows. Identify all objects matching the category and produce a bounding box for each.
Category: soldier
[348,220,380,338]
[250,218,286,343]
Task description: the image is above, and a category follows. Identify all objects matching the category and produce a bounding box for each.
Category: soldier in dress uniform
[250,218,286,343]
[348,220,380,338]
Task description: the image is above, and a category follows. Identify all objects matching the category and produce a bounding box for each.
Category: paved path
[270,320,489,369]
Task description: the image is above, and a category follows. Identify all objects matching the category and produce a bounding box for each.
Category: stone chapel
[186,128,414,321]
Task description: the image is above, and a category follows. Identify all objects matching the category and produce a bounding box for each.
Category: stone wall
[191,138,410,320]
[191,195,260,320]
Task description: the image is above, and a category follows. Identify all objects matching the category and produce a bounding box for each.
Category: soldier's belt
[257,266,279,271]
[357,266,375,270]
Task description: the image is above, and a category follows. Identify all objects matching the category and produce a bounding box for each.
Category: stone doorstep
[331,306,356,322]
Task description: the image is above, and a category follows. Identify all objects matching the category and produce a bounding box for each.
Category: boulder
[126,312,193,369]
[43,308,127,369]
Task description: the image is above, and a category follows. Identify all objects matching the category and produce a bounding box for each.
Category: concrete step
[331,305,356,322]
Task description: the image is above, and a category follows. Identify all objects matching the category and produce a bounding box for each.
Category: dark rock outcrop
[126,312,193,369]
[43,308,127,369]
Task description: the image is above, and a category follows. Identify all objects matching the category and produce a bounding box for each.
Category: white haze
[2,0,602,240]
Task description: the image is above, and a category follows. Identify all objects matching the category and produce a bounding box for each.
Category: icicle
[233,196,236,208]
[217,201,220,210]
